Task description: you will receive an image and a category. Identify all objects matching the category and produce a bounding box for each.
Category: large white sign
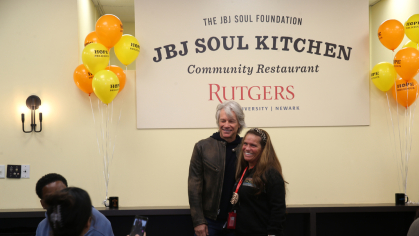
[135,0,369,129]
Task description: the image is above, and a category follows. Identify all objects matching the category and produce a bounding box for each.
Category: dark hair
[36,173,68,199]
[236,128,286,194]
[45,187,92,236]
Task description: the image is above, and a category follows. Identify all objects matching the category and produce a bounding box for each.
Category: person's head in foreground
[36,173,68,209]
[45,187,92,236]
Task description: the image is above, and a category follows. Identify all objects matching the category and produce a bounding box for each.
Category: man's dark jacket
[188,136,241,227]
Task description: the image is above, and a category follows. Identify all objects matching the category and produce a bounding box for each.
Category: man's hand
[194,224,208,236]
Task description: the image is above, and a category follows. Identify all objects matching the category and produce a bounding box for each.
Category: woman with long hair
[232,128,286,236]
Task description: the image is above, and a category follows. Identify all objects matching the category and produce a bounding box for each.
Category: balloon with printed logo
[82,43,110,75]
[114,34,140,66]
[371,62,397,92]
[106,65,126,93]
[84,31,102,47]
[405,14,419,43]
[392,78,418,108]
[92,70,120,104]
[393,47,419,81]
[95,14,123,49]
[73,64,94,95]
[403,40,418,49]
[378,19,404,51]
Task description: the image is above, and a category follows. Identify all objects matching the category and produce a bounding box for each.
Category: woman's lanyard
[230,167,248,205]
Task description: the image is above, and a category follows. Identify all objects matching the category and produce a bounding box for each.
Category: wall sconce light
[22,95,42,133]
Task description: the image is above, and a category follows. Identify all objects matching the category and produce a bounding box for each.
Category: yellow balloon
[405,14,419,43]
[403,40,418,49]
[114,34,140,66]
[82,43,110,75]
[371,62,397,92]
[92,70,120,104]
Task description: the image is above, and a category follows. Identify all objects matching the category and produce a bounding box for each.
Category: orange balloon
[84,31,102,47]
[74,64,94,95]
[378,19,404,51]
[392,78,418,108]
[95,15,123,49]
[106,65,126,93]
[393,47,419,81]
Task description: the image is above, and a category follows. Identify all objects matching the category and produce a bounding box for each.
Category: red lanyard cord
[234,167,248,193]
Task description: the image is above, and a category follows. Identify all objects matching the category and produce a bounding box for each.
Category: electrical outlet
[21,165,30,178]
[7,165,21,179]
[0,165,5,178]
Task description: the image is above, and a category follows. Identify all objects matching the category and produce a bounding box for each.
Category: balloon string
[109,67,127,165]
[95,99,121,206]
[111,96,123,165]
[110,67,127,165]
[105,102,114,201]
[107,102,111,167]
[108,102,114,167]
[97,100,104,205]
[111,100,114,125]
[385,92,402,192]
[98,100,104,167]
[107,104,110,200]
[90,96,101,155]
[98,100,108,206]
[405,82,419,195]
[90,96,107,206]
[103,103,108,204]
[99,100,105,158]
[404,88,408,194]
[405,105,411,195]
[393,76,406,193]
[107,104,110,195]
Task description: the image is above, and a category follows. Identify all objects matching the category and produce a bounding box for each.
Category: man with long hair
[188,100,246,236]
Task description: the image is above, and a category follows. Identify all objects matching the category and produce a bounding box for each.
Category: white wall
[0,0,418,210]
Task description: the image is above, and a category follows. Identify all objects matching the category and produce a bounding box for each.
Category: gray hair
[215,100,246,134]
